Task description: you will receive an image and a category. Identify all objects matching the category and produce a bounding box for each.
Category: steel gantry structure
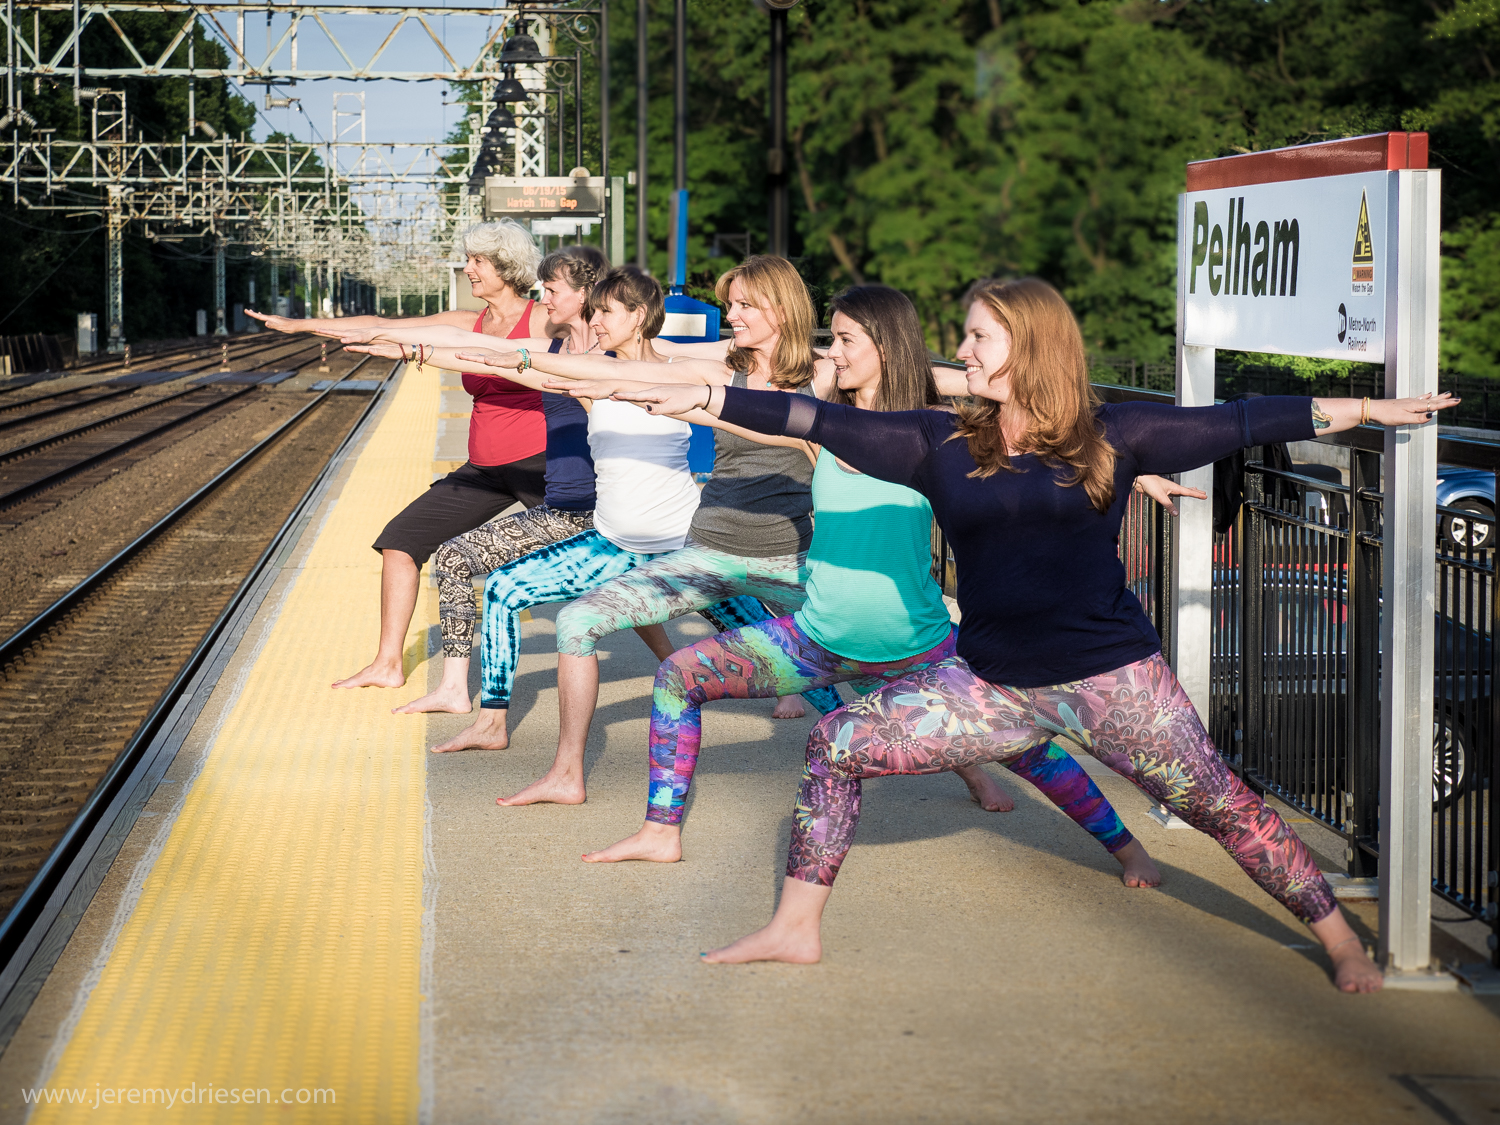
[0,1,606,350]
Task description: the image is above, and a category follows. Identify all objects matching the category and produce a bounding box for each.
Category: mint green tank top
[793,448,954,662]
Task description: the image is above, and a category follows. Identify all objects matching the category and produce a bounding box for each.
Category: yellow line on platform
[35,363,436,1124]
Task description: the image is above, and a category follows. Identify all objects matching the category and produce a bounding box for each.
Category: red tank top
[461,303,546,466]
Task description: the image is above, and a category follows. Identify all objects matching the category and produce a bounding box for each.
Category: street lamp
[756,0,800,258]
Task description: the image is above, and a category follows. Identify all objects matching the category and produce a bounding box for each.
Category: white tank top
[587,397,701,553]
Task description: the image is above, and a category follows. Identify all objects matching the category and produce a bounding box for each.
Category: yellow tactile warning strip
[33,362,437,1123]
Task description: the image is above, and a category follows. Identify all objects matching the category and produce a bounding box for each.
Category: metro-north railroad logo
[1351,191,1375,295]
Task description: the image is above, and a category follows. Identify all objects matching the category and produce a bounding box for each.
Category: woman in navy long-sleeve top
[617,276,1457,993]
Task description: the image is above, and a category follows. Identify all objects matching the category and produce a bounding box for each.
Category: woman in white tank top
[587,397,699,553]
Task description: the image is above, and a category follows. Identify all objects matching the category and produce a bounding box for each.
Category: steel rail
[0,358,400,993]
[0,337,338,468]
[0,386,258,510]
[0,386,136,430]
[0,384,229,463]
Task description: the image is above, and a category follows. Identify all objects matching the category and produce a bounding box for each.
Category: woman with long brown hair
[617,276,1459,992]
[578,284,1161,887]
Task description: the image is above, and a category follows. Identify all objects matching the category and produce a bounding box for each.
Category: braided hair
[538,244,609,295]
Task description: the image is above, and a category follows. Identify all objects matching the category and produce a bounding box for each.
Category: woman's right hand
[454,349,520,370]
[333,326,380,344]
[543,377,606,398]
[344,342,405,359]
[611,384,715,418]
[245,309,302,334]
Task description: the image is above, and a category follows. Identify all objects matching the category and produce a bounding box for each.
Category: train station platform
[0,362,1496,1123]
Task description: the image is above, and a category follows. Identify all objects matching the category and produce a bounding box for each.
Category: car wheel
[1443,501,1495,549]
[1433,709,1471,806]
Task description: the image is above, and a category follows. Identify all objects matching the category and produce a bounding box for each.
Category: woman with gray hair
[249,219,556,690]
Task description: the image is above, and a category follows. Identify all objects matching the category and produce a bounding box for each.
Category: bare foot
[1113,838,1161,888]
[771,695,805,720]
[332,659,405,690]
[1329,940,1383,993]
[496,769,585,806]
[956,766,1014,812]
[393,684,473,714]
[582,822,681,863]
[701,921,821,964]
[430,715,509,753]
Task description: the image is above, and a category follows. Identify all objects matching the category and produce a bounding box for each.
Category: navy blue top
[718,389,1315,687]
[539,337,597,511]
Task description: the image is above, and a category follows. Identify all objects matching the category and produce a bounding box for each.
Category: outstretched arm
[613,383,935,488]
[456,348,731,393]
[248,309,476,336]
[1118,393,1460,477]
[344,341,585,400]
[654,338,732,360]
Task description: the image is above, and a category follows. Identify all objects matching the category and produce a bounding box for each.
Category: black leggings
[370,456,547,566]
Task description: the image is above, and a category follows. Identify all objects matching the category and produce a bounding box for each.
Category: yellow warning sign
[1351,190,1374,293]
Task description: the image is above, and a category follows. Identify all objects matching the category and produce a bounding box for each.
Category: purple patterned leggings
[647,618,1132,862]
[791,651,1337,925]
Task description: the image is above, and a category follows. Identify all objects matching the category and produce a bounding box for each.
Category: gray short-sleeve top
[687,371,815,558]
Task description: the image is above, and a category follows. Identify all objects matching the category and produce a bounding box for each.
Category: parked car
[1437,467,1495,548]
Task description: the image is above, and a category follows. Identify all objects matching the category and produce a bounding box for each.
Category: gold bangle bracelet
[1361,397,1370,426]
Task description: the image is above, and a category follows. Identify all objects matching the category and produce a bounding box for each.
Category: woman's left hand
[611,384,714,417]
[1370,392,1460,426]
[1134,474,1207,517]
[454,348,519,370]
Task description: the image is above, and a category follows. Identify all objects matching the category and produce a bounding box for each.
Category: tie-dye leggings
[645,616,1134,861]
[479,531,840,713]
[789,650,1338,925]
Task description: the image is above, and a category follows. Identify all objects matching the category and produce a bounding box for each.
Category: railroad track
[0,330,339,411]
[0,359,400,991]
[0,339,343,512]
[0,383,137,431]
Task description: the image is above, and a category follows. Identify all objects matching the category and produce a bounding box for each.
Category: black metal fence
[1103,384,1498,968]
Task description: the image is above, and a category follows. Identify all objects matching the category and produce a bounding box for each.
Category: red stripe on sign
[1185,132,1428,190]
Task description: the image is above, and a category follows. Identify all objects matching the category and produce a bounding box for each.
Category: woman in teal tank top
[582,286,1184,882]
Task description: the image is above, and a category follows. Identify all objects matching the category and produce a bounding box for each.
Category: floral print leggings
[647,616,1134,862]
[791,651,1338,924]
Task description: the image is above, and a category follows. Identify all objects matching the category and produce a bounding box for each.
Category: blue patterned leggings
[479,531,840,713]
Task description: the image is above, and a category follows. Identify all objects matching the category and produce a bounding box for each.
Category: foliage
[604,0,1499,374]
[1441,214,1500,379]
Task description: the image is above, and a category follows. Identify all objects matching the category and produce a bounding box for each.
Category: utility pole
[636,0,649,268]
[105,187,125,352]
[213,237,227,334]
[767,3,794,257]
[673,0,686,197]
[765,0,799,258]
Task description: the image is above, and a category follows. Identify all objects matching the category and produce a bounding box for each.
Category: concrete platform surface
[421,607,1500,1125]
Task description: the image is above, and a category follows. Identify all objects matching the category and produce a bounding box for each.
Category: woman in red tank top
[249,218,553,690]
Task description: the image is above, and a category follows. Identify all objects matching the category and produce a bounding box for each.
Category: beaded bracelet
[516,347,531,374]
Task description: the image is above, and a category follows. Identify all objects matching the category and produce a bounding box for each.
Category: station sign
[482,176,604,220]
[1182,171,1389,360]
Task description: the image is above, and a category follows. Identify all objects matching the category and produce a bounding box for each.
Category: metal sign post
[1174,133,1447,986]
